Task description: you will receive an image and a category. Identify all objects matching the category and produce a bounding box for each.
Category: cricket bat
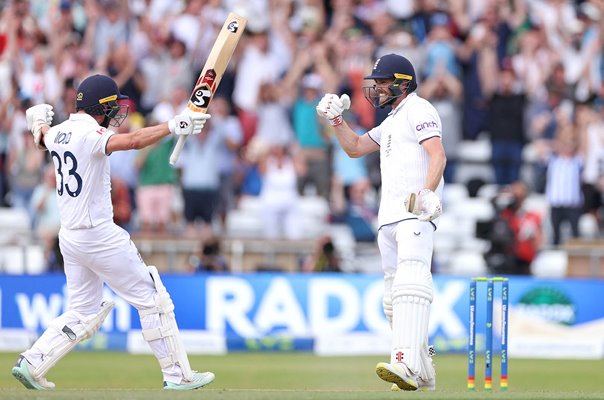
[169,12,247,166]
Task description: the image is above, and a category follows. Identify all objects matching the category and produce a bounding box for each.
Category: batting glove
[316,94,351,126]
[25,104,54,150]
[405,188,442,222]
[169,109,211,136]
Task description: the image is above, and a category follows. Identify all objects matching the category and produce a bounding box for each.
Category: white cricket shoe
[391,376,435,392]
[375,362,419,391]
[389,345,436,391]
[11,356,55,390]
[163,371,215,390]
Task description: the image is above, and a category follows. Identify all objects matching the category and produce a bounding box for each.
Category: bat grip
[169,135,187,166]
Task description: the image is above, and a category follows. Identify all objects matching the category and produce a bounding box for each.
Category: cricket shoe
[389,345,436,391]
[11,356,55,390]
[163,371,215,390]
[391,376,435,392]
[375,362,419,391]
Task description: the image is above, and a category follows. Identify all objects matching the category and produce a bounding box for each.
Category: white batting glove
[405,188,442,222]
[168,109,211,136]
[26,104,54,151]
[316,94,351,126]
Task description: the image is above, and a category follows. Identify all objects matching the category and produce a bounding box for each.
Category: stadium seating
[531,249,568,278]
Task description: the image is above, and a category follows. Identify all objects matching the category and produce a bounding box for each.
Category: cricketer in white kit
[12,74,213,391]
[317,54,446,391]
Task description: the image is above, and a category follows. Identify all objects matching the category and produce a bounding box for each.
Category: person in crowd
[485,181,543,275]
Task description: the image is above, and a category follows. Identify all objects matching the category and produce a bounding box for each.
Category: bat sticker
[227,20,240,33]
[190,69,217,109]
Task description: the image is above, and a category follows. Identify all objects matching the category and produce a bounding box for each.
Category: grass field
[1,352,604,399]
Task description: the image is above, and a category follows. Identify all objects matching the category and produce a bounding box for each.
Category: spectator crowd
[2,0,604,274]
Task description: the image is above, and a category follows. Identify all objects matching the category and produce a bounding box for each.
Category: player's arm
[420,136,447,191]
[333,124,379,158]
[316,93,379,158]
[106,110,211,153]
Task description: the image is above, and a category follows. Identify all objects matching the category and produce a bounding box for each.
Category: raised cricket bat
[169,12,247,166]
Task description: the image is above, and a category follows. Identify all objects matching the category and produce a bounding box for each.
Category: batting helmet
[76,74,129,127]
[363,53,417,108]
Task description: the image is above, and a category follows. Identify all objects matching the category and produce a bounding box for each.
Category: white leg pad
[30,300,114,380]
[140,266,193,381]
[420,340,436,381]
[383,273,394,327]
[390,260,433,375]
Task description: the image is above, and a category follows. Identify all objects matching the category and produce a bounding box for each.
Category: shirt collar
[69,112,99,123]
[388,92,416,116]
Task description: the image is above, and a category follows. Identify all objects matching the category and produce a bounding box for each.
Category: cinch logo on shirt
[416,121,438,131]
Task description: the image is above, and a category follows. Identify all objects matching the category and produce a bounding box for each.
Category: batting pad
[383,272,394,327]
[140,265,194,382]
[390,260,433,374]
[420,340,436,381]
[27,300,114,380]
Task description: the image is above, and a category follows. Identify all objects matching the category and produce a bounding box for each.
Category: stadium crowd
[1,0,604,274]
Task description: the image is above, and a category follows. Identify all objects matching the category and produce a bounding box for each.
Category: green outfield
[1,352,603,399]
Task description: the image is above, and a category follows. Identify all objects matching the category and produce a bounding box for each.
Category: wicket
[468,277,509,391]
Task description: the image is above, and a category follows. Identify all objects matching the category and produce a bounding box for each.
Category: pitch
[1,352,603,399]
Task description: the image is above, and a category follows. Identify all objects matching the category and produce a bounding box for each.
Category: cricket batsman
[316,53,446,391]
[12,74,214,390]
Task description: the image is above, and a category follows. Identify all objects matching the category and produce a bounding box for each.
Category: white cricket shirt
[366,92,444,228]
[45,113,116,229]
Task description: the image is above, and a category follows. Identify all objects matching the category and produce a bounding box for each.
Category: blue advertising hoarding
[1,274,603,357]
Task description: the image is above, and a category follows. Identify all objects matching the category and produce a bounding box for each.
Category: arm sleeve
[367,125,382,146]
[409,103,442,143]
[88,127,116,156]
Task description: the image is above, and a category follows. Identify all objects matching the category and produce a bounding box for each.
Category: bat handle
[169,135,187,166]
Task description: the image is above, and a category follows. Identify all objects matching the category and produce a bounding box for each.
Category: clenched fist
[316,94,351,126]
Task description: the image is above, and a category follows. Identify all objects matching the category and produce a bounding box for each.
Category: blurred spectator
[484,61,527,186]
[233,22,291,142]
[484,181,543,275]
[331,178,377,243]
[30,163,61,270]
[458,22,495,140]
[110,176,132,231]
[235,138,265,197]
[84,0,132,60]
[16,47,61,106]
[176,120,223,239]
[257,140,306,240]
[419,60,463,183]
[134,139,176,235]
[194,236,228,273]
[545,132,584,246]
[581,102,604,230]
[98,42,143,113]
[302,235,341,272]
[109,114,142,225]
[254,81,295,146]
[293,73,332,199]
[8,129,44,218]
[331,113,370,193]
[210,97,244,230]
[423,12,461,80]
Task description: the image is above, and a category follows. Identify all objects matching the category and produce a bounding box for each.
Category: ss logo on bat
[191,85,212,108]
[227,20,239,33]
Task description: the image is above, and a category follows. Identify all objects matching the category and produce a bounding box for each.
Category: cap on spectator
[301,73,323,91]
